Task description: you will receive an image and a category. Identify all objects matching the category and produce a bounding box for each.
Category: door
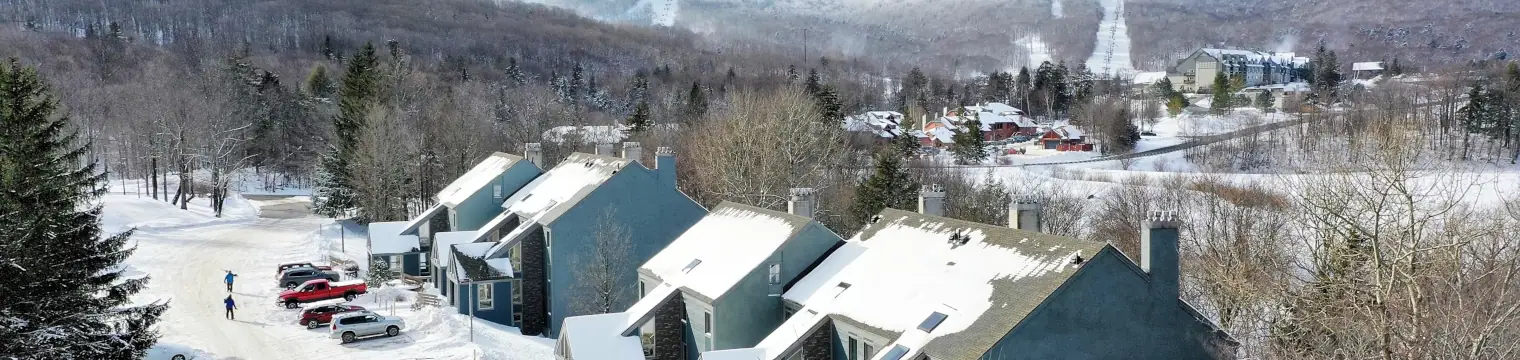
[359,315,384,336]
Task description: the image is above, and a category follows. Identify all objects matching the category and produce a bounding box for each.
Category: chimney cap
[623,141,643,148]
[920,184,945,195]
[1146,211,1181,228]
[524,142,542,151]
[789,188,816,197]
[655,147,675,156]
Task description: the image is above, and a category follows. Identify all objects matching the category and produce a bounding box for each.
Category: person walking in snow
[224,270,237,292]
[224,295,238,320]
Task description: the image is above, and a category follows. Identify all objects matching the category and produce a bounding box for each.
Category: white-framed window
[388,256,402,271]
[418,255,430,276]
[478,283,495,310]
[493,184,503,199]
[768,263,782,285]
[847,335,876,360]
[638,280,647,299]
[545,234,553,266]
[703,310,713,349]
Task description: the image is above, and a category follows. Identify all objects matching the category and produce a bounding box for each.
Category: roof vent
[869,215,883,224]
[947,230,970,248]
[1071,251,1084,264]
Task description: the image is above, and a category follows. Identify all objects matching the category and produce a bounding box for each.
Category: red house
[958,103,1039,141]
[1040,125,1087,150]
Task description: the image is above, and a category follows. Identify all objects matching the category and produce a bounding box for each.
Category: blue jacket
[224,298,236,309]
[224,273,237,284]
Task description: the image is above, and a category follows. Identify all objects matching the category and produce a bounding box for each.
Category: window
[848,337,859,360]
[478,283,495,310]
[703,311,712,336]
[783,306,796,321]
[917,312,948,332]
[493,184,503,199]
[768,263,782,285]
[638,280,647,299]
[419,255,430,276]
[388,256,402,272]
[863,344,876,359]
[881,345,909,360]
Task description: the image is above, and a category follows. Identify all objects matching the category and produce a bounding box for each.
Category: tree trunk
[150,155,158,200]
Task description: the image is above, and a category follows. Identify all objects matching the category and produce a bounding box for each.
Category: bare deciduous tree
[571,207,635,316]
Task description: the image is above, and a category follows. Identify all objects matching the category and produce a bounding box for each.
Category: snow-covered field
[106,180,553,360]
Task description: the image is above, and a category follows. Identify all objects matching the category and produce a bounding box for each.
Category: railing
[413,293,442,310]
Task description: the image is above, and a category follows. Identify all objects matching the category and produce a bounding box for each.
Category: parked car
[277,262,333,276]
[300,303,368,329]
[278,279,368,308]
[278,266,340,289]
[329,312,405,343]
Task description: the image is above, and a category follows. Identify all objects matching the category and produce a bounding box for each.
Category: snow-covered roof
[762,209,1107,360]
[1199,48,1309,66]
[399,203,448,236]
[1131,71,1168,85]
[432,231,478,266]
[542,124,679,144]
[452,242,513,282]
[1243,82,1311,93]
[1043,125,1085,140]
[435,152,523,207]
[641,203,810,299]
[1353,62,1384,71]
[844,111,906,139]
[620,203,814,334]
[482,153,632,257]
[367,221,421,255]
[558,313,645,360]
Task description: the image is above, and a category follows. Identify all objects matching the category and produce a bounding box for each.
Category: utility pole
[803,28,809,65]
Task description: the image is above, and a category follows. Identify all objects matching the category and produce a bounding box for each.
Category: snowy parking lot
[107,182,553,360]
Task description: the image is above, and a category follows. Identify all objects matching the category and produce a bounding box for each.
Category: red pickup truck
[278,279,368,309]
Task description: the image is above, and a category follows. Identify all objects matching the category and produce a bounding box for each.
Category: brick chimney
[1011,199,1042,232]
[788,188,816,219]
[655,147,676,189]
[917,184,946,217]
[622,142,643,164]
[524,143,543,168]
[1143,211,1181,301]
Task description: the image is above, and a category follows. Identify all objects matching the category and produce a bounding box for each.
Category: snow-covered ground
[1085,0,1134,77]
[106,180,554,360]
[1018,35,1055,69]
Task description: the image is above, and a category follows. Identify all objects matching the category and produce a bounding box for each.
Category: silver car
[328,311,406,343]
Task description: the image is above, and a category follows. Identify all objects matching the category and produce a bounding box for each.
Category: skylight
[917,312,948,332]
[881,345,909,360]
[682,259,702,273]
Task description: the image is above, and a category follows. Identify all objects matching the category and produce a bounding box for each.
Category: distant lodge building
[1167,48,1310,93]
[842,103,1044,148]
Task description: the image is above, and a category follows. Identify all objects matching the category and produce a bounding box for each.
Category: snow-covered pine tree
[313,43,381,218]
[849,150,919,225]
[951,119,988,164]
[0,59,167,359]
[627,100,652,134]
[683,81,708,124]
[1211,71,1234,114]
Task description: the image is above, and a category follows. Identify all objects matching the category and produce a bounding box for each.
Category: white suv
[329,311,406,343]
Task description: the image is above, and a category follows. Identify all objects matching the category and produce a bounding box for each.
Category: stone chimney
[594,143,615,156]
[655,147,676,189]
[917,184,946,217]
[1143,211,1182,301]
[524,142,544,168]
[788,188,817,219]
[1010,199,1042,232]
[622,142,643,164]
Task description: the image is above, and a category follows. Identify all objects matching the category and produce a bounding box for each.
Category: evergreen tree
[0,59,167,358]
[849,150,919,224]
[569,62,585,107]
[504,57,526,86]
[1071,66,1095,105]
[683,81,708,124]
[1460,83,1490,134]
[1256,90,1276,112]
[627,72,650,111]
[1015,67,1032,110]
[1211,71,1234,114]
[951,119,989,164]
[787,65,799,84]
[314,43,382,218]
[1155,77,1177,99]
[1309,40,1343,103]
[805,68,822,95]
[322,35,336,60]
[813,85,845,124]
[304,64,335,98]
[627,100,652,134]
